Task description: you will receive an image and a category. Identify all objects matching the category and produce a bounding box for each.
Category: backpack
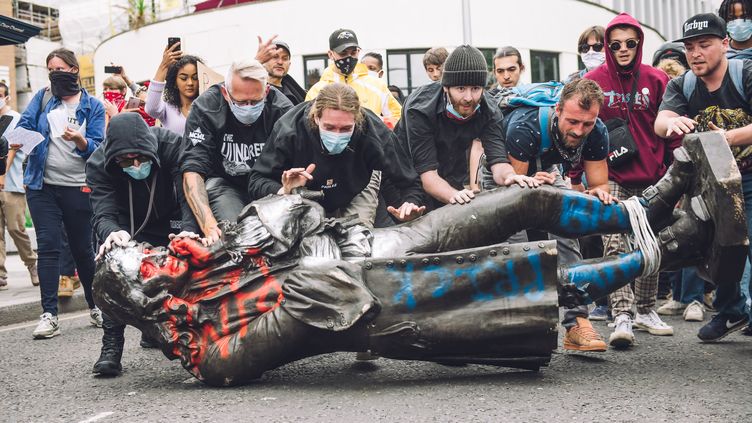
[682,59,744,101]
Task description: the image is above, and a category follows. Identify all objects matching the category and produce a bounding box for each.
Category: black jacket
[248,102,423,212]
[86,113,198,246]
[181,84,293,189]
[277,74,307,106]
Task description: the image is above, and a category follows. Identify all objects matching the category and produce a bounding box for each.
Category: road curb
[0,292,89,326]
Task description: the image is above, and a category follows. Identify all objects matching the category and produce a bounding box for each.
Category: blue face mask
[446,96,480,121]
[229,98,265,125]
[122,161,152,180]
[319,128,353,155]
[728,19,752,42]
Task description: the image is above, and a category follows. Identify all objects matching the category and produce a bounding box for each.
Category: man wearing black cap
[656,12,752,342]
[395,44,537,210]
[262,40,306,105]
[306,29,401,120]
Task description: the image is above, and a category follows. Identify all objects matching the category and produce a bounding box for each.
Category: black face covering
[49,71,80,97]
[334,56,358,76]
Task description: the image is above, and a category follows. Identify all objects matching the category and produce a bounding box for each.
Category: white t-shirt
[43,102,87,186]
[1,109,24,193]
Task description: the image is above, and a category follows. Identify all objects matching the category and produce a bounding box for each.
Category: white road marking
[77,411,114,423]
[0,312,89,333]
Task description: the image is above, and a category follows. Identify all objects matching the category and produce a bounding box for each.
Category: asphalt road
[1,312,750,423]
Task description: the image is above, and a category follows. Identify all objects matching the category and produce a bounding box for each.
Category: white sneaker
[683,300,705,322]
[608,314,635,348]
[90,307,103,328]
[634,310,674,335]
[657,299,686,315]
[32,313,60,339]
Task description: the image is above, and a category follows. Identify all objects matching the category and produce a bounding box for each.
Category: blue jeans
[27,185,96,315]
[675,267,705,304]
[714,173,752,318]
[59,226,76,276]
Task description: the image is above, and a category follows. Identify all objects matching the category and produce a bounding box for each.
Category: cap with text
[675,13,727,42]
[329,29,359,54]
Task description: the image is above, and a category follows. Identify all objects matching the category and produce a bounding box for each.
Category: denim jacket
[17,87,105,190]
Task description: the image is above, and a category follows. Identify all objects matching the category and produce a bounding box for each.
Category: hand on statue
[707,122,733,146]
[96,230,131,260]
[585,187,617,205]
[280,164,315,195]
[202,225,222,246]
[503,174,541,188]
[665,116,697,137]
[388,202,426,222]
[532,171,556,185]
[449,188,475,205]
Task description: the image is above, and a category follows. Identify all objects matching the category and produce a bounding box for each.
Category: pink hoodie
[583,13,681,187]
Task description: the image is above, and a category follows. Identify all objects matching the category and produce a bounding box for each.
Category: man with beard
[499,78,613,351]
[395,45,536,211]
[655,13,752,341]
[585,12,678,349]
[261,40,306,105]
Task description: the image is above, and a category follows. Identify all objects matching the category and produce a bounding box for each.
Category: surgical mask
[445,96,480,121]
[334,56,358,75]
[319,128,353,154]
[367,70,380,79]
[582,51,606,71]
[229,99,265,125]
[122,161,152,180]
[49,70,80,97]
[727,19,752,42]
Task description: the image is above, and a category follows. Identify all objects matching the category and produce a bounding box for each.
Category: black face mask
[334,56,358,76]
[49,71,80,97]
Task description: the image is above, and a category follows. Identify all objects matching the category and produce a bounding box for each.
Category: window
[529,51,559,83]
[303,55,329,90]
[14,1,61,41]
[479,48,496,88]
[386,49,432,96]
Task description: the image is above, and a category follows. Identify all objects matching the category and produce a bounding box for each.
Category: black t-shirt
[394,83,508,192]
[505,106,608,174]
[181,85,293,189]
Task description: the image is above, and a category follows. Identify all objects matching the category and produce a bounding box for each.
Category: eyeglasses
[115,154,151,168]
[225,85,266,107]
[609,39,639,51]
[578,42,604,54]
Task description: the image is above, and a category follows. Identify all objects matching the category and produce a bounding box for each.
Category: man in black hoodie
[87,113,199,376]
[182,59,293,245]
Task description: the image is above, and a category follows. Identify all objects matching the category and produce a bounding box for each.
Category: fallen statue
[93,133,748,386]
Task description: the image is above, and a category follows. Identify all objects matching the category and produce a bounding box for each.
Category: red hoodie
[583,13,680,188]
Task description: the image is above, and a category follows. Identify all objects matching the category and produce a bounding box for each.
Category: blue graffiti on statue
[390,252,548,310]
[566,250,643,295]
[558,192,630,236]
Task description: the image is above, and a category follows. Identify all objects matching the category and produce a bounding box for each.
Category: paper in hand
[47,108,68,138]
[4,127,45,154]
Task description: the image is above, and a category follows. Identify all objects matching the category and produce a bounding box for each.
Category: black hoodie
[248,102,423,212]
[86,113,198,246]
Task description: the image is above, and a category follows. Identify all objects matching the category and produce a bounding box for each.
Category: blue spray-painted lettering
[566,250,643,293]
[393,262,417,309]
[558,192,630,236]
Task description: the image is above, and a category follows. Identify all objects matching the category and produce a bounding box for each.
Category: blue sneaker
[589,305,611,321]
[697,313,749,342]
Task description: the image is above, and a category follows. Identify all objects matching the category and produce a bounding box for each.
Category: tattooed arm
[183,171,221,245]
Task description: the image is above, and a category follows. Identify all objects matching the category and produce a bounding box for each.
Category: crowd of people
[1,0,752,378]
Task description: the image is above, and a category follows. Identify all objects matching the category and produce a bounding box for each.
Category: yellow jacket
[306,63,402,120]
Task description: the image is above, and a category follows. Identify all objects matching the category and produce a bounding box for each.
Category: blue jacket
[16,87,105,190]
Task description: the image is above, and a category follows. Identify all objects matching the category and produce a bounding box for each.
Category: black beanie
[441,45,488,87]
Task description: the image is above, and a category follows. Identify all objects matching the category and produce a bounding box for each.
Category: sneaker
[0,278,7,291]
[588,305,610,321]
[90,307,103,327]
[28,265,40,286]
[58,276,74,298]
[563,317,607,351]
[697,313,750,342]
[741,325,752,336]
[683,300,705,322]
[657,299,686,315]
[32,313,60,339]
[608,314,635,349]
[634,310,674,335]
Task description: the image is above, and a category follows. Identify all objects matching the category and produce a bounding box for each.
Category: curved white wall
[93,0,666,90]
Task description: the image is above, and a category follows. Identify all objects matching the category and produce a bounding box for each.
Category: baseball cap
[329,29,359,54]
[274,41,291,56]
[675,13,727,42]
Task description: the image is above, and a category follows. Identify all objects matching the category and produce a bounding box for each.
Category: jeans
[675,267,705,304]
[27,185,96,315]
[714,173,752,318]
[59,226,76,276]
[205,177,249,223]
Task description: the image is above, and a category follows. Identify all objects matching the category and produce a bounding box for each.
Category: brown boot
[71,275,81,290]
[563,317,607,352]
[58,276,74,297]
[28,265,40,287]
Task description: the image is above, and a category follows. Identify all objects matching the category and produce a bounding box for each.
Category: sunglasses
[115,154,151,168]
[609,39,639,51]
[578,42,604,54]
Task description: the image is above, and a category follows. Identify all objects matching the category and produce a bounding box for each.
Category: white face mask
[582,51,606,70]
[367,70,381,79]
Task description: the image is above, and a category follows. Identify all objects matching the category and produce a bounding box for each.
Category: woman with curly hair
[144,41,203,134]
